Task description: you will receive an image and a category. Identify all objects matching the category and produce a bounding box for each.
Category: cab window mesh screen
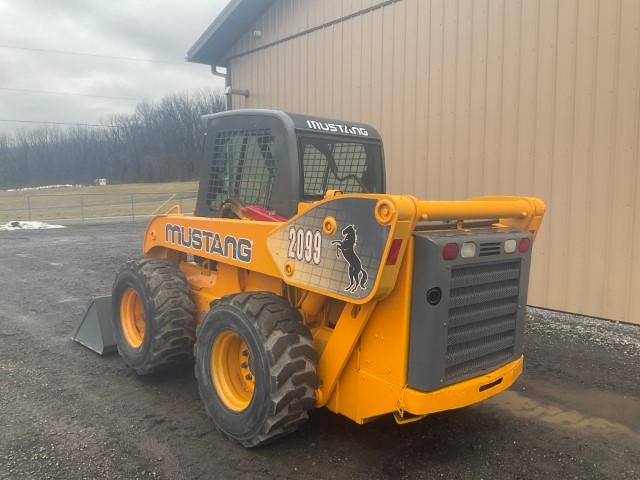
[328,143,368,191]
[301,138,381,197]
[302,144,328,196]
[206,129,276,211]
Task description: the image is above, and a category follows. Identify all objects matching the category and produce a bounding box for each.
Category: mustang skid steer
[73,110,545,447]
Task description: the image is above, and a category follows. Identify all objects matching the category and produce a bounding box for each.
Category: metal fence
[0,191,198,224]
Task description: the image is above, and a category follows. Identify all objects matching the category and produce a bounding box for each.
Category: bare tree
[0,88,225,189]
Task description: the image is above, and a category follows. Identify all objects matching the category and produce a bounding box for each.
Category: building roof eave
[186,0,275,66]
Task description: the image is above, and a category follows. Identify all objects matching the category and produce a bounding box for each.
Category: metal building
[188,0,640,325]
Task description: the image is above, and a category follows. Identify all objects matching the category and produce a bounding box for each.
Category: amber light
[442,243,459,260]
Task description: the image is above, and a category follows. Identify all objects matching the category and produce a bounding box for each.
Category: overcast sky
[0,0,229,134]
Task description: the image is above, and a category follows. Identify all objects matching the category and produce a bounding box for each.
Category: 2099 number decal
[288,227,322,265]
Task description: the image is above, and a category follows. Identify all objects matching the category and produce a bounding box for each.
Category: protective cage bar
[416,199,536,221]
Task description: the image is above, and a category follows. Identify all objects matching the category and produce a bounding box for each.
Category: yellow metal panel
[316,301,378,406]
[336,355,524,423]
[358,236,414,386]
[143,215,281,276]
[324,341,361,420]
[400,356,524,417]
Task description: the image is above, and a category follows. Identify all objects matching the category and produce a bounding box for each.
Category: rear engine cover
[408,229,532,391]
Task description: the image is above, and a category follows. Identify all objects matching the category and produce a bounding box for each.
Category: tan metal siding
[227,0,640,324]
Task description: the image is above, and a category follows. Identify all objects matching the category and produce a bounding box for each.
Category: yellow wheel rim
[211,330,255,412]
[120,288,145,348]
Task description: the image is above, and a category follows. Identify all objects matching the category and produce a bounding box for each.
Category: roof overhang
[187,0,275,66]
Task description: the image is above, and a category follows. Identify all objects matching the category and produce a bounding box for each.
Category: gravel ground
[0,222,638,480]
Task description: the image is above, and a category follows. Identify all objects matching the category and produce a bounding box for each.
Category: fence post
[130,194,135,222]
[26,196,32,221]
[80,195,85,223]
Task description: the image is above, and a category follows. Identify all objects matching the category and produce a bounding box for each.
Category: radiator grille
[479,241,502,256]
[445,261,521,382]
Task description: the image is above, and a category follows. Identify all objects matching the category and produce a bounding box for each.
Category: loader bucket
[72,296,116,355]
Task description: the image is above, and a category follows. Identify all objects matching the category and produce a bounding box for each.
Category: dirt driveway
[1,223,638,479]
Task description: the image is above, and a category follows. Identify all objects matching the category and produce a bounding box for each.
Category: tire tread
[194,292,316,448]
[116,258,196,375]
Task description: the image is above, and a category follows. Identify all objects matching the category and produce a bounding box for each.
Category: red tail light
[385,239,403,265]
[442,243,459,260]
[518,238,531,253]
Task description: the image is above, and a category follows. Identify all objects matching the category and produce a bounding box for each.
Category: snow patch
[0,221,66,231]
[6,184,75,192]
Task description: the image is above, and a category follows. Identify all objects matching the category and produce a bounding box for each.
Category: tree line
[0,89,226,189]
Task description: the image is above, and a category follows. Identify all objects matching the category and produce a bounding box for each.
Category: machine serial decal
[287,226,322,265]
[331,225,369,292]
[306,120,369,137]
[165,223,252,263]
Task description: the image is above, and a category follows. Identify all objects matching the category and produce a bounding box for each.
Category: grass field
[0,181,198,222]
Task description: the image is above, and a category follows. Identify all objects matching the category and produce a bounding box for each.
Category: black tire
[194,292,317,448]
[112,258,196,375]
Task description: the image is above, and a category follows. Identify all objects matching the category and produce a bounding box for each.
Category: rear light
[504,239,517,253]
[385,239,403,265]
[442,243,459,260]
[460,242,476,258]
[518,237,531,253]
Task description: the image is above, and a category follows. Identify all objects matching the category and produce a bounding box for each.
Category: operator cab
[195,109,386,219]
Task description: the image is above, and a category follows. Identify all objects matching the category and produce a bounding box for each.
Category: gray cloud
[0,0,228,133]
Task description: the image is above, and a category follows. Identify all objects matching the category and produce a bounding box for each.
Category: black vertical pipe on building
[210,64,232,111]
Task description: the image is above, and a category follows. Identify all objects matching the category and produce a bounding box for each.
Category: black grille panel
[445,348,515,381]
[445,261,521,382]
[479,241,502,256]
[450,262,520,288]
[449,281,519,308]
[447,315,516,346]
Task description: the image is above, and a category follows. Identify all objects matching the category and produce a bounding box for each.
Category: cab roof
[201,109,382,141]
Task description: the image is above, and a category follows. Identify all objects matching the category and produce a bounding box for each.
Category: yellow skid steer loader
[73,110,545,447]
